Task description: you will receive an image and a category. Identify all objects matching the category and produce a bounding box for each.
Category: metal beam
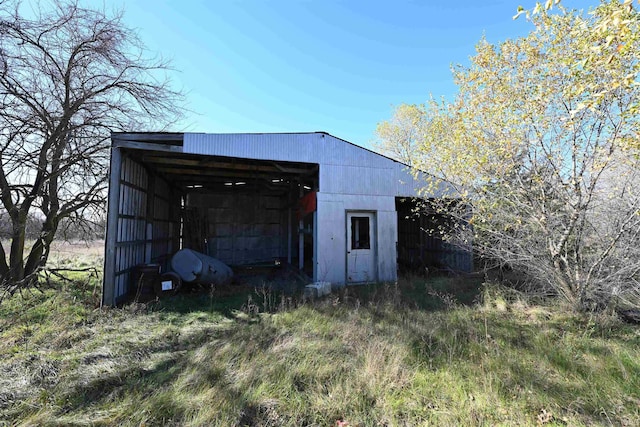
[299,182,304,271]
[273,162,319,175]
[102,146,122,307]
[153,167,284,180]
[112,132,184,143]
[142,155,312,174]
[112,139,183,153]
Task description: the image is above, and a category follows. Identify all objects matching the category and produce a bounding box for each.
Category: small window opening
[351,216,370,249]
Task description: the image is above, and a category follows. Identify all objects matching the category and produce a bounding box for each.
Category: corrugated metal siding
[185,132,453,199]
[315,192,398,284]
[113,155,148,299]
[187,192,287,265]
[109,154,181,303]
[396,199,473,273]
[437,242,474,273]
[185,133,321,164]
[376,210,399,282]
[321,136,392,169]
[150,175,180,265]
[320,164,396,195]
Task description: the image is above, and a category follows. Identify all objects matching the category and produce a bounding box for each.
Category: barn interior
[107,135,318,302]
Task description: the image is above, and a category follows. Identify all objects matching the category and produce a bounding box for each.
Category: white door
[346,212,376,283]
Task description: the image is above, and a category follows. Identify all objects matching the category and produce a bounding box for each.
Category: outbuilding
[102,132,471,306]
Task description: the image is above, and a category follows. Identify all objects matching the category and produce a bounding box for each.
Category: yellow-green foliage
[1,276,639,426]
[377,2,640,308]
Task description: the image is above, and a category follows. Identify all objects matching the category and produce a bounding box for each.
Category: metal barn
[102,132,471,306]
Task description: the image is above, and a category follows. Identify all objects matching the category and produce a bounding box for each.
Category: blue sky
[106,0,588,148]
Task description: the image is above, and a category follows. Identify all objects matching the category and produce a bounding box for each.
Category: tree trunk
[8,213,27,283]
[0,241,9,282]
[24,215,59,279]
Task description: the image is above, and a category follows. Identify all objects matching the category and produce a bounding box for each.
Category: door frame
[345,210,377,284]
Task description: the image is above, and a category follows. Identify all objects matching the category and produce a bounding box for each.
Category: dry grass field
[0,239,104,270]
[47,239,105,268]
[1,269,639,426]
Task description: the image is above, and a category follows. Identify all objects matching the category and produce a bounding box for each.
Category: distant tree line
[0,210,105,241]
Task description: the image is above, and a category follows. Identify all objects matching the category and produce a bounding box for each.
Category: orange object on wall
[298,191,316,220]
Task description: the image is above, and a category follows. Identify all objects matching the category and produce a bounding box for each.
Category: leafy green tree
[393,1,640,309]
[0,0,182,296]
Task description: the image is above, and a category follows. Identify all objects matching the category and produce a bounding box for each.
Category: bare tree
[0,0,183,295]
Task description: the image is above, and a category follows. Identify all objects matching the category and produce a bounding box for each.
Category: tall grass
[1,274,638,426]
